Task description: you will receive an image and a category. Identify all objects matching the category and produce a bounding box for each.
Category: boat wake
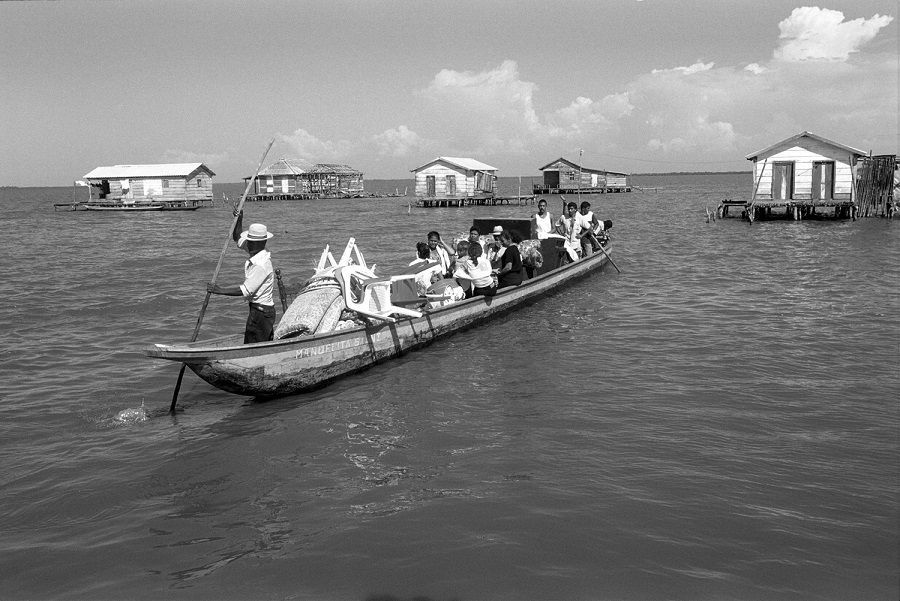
[111,400,149,425]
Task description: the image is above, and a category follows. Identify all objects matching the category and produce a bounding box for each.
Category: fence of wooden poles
[855,154,897,218]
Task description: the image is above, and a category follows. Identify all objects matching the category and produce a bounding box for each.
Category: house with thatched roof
[246,158,364,199]
[411,157,498,200]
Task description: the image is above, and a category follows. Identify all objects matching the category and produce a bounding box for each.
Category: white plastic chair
[334,266,423,322]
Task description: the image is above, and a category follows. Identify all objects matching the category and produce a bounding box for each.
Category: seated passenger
[487,225,505,268]
[410,241,432,266]
[455,239,470,259]
[493,230,524,289]
[453,241,496,297]
[426,271,465,309]
[409,241,441,295]
[454,240,472,295]
[555,202,582,264]
[426,230,455,276]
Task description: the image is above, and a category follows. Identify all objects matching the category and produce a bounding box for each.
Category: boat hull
[146,246,612,397]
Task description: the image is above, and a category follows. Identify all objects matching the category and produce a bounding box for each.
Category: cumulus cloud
[651,61,715,75]
[162,149,230,165]
[372,125,423,157]
[417,59,540,154]
[276,6,895,176]
[278,128,353,161]
[404,5,894,171]
[774,7,894,61]
[744,63,767,75]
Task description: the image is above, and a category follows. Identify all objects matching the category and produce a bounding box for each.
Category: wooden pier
[415,195,535,208]
[246,192,403,201]
[748,199,857,221]
[532,185,631,194]
[716,199,749,218]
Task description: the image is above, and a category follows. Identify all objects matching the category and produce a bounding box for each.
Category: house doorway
[812,161,834,200]
[772,162,793,200]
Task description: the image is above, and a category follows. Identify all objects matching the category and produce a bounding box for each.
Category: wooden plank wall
[415,164,475,197]
[752,141,855,200]
[97,173,214,201]
[605,173,626,188]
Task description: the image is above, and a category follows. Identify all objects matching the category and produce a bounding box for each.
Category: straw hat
[492,225,503,236]
[238,223,274,247]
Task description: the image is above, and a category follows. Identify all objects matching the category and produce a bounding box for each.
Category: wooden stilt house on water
[245,158,364,200]
[412,157,500,207]
[533,157,631,194]
[743,131,866,221]
[70,163,215,210]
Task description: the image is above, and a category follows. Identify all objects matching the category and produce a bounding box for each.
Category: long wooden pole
[748,158,767,224]
[170,136,275,412]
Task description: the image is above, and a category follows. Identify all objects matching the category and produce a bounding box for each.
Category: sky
[1,0,897,185]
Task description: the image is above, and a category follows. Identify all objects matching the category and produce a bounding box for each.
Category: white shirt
[575,210,594,232]
[533,212,553,238]
[453,256,493,288]
[432,244,452,274]
[240,249,274,306]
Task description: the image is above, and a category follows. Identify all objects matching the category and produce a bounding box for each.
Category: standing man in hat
[207,210,276,343]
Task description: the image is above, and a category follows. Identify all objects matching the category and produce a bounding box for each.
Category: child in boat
[425,270,465,309]
[409,241,441,295]
[410,241,431,266]
[453,241,496,297]
[453,240,472,296]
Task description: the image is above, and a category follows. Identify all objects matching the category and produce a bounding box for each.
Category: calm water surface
[1,174,897,600]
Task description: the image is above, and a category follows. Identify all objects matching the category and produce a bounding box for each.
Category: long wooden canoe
[145,244,613,398]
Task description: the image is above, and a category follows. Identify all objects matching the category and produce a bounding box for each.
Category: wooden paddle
[560,194,621,273]
[170,137,275,412]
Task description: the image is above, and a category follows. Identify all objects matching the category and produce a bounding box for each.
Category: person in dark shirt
[493,230,524,289]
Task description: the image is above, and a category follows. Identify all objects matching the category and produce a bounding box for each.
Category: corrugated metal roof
[83,163,213,179]
[537,157,607,174]
[411,157,498,172]
[745,131,866,161]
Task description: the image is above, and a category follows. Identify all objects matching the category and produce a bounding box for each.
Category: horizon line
[2,170,754,188]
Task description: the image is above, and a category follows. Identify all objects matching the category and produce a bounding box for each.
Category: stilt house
[745,132,865,204]
[534,158,630,193]
[411,157,498,200]
[604,170,630,192]
[82,163,215,203]
[247,158,364,199]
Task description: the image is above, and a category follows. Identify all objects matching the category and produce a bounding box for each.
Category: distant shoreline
[632,170,746,176]
[3,171,750,188]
